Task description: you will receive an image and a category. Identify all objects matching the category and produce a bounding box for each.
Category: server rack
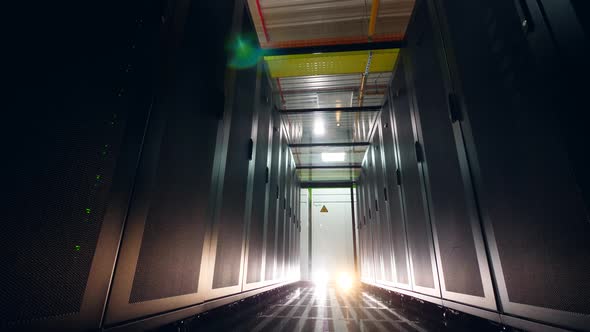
[430,0,590,329]
[404,0,497,311]
[359,0,590,330]
[379,102,413,290]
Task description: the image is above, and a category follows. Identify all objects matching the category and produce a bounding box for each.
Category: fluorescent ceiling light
[321,152,345,162]
[314,120,325,136]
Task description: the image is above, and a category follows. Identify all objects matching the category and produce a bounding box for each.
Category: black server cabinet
[283,153,293,278]
[275,134,288,279]
[297,176,301,270]
[290,166,298,277]
[291,179,296,277]
[299,180,302,268]
[432,0,590,329]
[1,0,233,328]
[295,180,305,279]
[293,166,298,275]
[288,154,294,277]
[358,173,364,278]
[357,177,366,279]
[390,58,440,298]
[1,3,156,327]
[371,125,395,283]
[264,113,281,281]
[107,0,250,321]
[362,159,378,281]
[209,63,257,291]
[286,171,292,278]
[296,170,300,274]
[361,167,373,281]
[379,102,412,289]
[209,4,261,293]
[363,158,375,281]
[245,70,273,285]
[369,145,387,282]
[291,184,296,278]
[367,167,378,282]
[357,178,365,279]
[404,0,495,310]
[296,180,300,273]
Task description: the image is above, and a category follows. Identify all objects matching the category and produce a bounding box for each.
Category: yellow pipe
[368,0,381,38]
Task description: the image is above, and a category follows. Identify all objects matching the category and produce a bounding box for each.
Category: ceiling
[247,0,414,48]
[245,0,415,184]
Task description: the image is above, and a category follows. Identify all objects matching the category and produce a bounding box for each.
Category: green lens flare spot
[85,208,91,214]
[228,34,262,69]
[96,175,101,180]
[74,245,81,251]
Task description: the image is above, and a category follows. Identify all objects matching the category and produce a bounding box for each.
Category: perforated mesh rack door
[0,0,156,327]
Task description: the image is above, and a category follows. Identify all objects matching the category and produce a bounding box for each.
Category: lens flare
[337,272,353,291]
[227,34,262,69]
[313,270,328,287]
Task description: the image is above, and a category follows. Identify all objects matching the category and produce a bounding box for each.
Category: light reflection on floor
[250,283,428,332]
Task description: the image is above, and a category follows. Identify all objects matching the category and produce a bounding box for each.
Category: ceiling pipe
[358,51,373,107]
[358,74,367,107]
[359,0,381,107]
[368,0,381,38]
[276,78,286,106]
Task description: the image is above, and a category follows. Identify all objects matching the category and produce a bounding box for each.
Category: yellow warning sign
[320,205,328,213]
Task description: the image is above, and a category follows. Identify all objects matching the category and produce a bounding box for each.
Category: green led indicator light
[74,245,81,251]
[96,175,101,180]
[85,208,91,214]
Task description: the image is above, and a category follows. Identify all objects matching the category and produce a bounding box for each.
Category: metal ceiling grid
[280,92,385,110]
[276,72,391,110]
[282,110,380,144]
[297,167,361,182]
[244,0,415,184]
[247,0,414,48]
[279,73,391,95]
[291,145,368,168]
